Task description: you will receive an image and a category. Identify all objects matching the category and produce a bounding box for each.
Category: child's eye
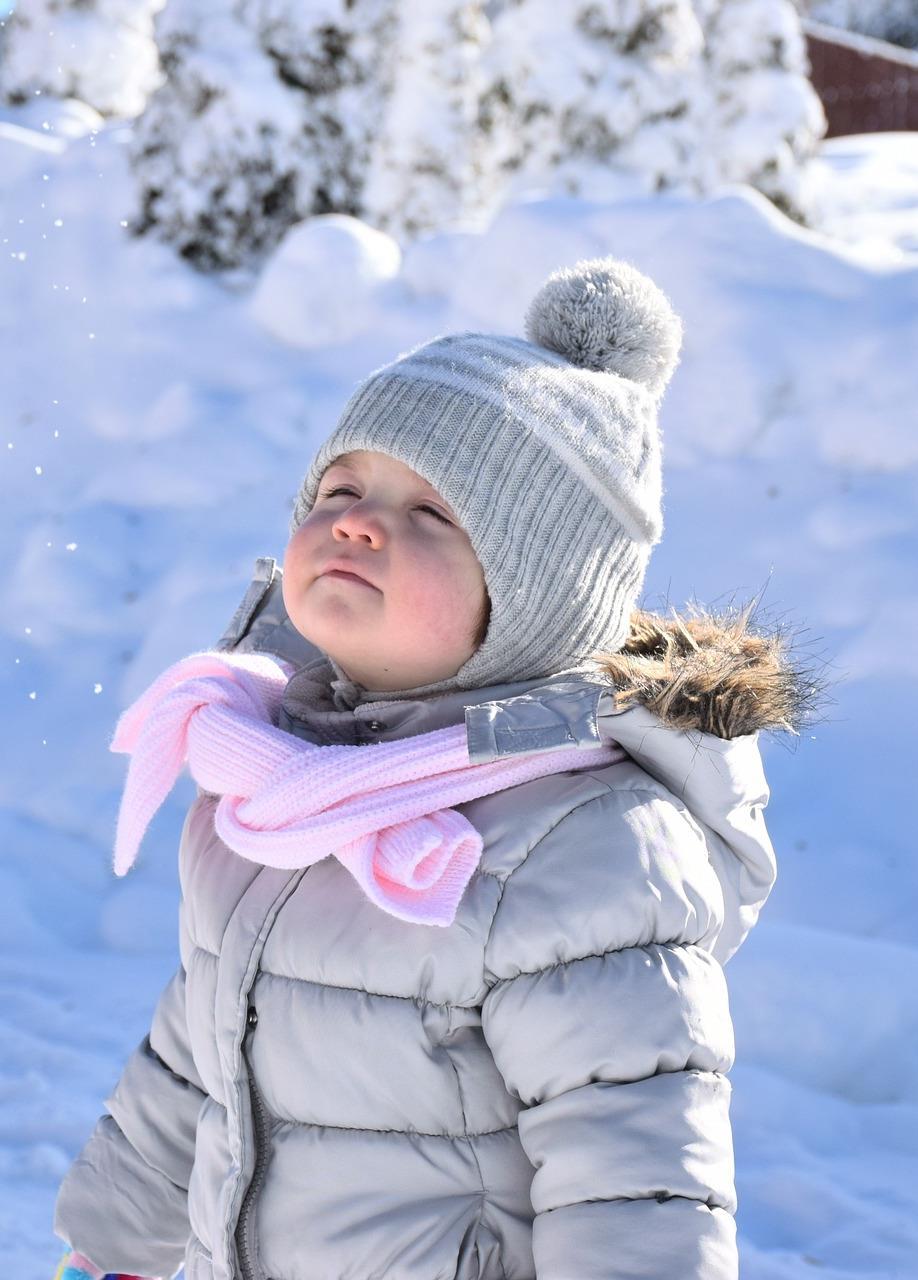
[319,485,452,526]
[418,505,453,525]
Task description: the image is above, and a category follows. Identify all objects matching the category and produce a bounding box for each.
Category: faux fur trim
[590,598,832,740]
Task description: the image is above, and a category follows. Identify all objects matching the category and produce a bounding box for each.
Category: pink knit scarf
[110,650,626,927]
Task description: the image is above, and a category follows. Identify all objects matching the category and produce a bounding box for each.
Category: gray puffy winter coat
[54,557,805,1280]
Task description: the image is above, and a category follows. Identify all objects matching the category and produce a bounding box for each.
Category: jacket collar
[221,557,823,752]
[277,654,591,748]
[279,597,823,755]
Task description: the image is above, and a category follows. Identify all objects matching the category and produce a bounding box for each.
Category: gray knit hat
[289,255,683,695]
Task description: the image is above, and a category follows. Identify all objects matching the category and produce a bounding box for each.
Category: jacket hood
[461,599,832,966]
[591,598,828,740]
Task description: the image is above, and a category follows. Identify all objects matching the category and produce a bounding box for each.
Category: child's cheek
[283,527,312,579]
[281,534,313,619]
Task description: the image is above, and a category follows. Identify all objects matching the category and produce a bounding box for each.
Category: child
[53,256,815,1280]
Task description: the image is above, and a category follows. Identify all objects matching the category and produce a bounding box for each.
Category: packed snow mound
[250,214,402,349]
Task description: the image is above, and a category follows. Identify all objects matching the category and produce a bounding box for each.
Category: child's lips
[320,566,377,589]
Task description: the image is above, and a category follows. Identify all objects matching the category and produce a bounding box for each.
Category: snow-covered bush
[690,0,827,222]
[123,0,826,272]
[361,0,496,241]
[804,0,918,50]
[477,0,706,203]
[0,0,165,120]
[126,0,395,273]
[476,0,825,221]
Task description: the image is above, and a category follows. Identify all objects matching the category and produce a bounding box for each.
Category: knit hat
[289,255,684,696]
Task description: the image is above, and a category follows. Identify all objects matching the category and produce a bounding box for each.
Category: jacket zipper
[232,863,312,1279]
[236,1002,271,1280]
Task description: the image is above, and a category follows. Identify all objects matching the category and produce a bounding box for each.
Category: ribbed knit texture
[109,650,625,926]
[288,257,683,697]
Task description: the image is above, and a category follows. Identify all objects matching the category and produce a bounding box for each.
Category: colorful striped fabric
[54,1249,154,1280]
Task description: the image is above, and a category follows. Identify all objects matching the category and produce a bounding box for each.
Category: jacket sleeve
[480,784,740,1280]
[54,809,208,1279]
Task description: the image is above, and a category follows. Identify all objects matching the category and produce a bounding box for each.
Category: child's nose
[332,503,387,543]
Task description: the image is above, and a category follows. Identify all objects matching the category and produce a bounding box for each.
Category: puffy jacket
[54,557,808,1280]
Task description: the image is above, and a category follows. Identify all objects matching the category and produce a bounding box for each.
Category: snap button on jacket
[54,557,805,1280]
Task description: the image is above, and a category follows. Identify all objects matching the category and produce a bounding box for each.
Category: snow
[2,95,917,1277]
[249,215,403,349]
[0,0,164,121]
[812,131,918,259]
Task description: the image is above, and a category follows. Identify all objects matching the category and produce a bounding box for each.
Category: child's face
[283,449,488,691]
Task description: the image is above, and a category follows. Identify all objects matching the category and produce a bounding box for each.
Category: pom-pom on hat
[524,257,683,398]
[290,255,684,697]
